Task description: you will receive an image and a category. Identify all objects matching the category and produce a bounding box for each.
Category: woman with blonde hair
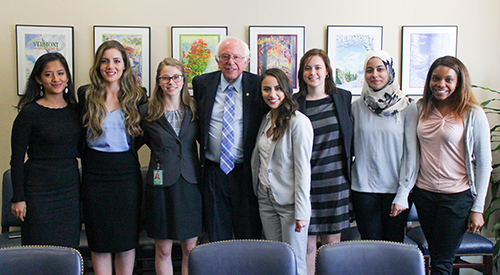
[413,56,491,274]
[78,40,147,275]
[140,58,201,275]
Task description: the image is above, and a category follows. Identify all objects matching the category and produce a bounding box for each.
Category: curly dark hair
[258,68,298,141]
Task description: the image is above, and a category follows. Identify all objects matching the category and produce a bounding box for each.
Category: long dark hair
[297,48,338,97]
[420,56,478,120]
[258,68,298,141]
[17,52,75,110]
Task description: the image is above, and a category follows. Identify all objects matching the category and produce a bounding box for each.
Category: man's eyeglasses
[218,54,247,62]
[159,74,183,83]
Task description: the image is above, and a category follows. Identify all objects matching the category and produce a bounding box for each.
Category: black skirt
[22,158,80,247]
[81,148,141,253]
[145,176,202,240]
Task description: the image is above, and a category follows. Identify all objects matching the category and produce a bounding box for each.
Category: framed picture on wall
[401,25,458,95]
[171,26,228,87]
[94,26,151,94]
[249,26,305,92]
[16,25,74,95]
[327,25,383,95]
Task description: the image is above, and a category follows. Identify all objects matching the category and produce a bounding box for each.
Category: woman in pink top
[413,56,492,275]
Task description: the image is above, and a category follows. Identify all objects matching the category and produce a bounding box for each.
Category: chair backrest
[316,241,425,275]
[407,203,419,222]
[2,170,20,232]
[0,246,83,275]
[188,240,297,275]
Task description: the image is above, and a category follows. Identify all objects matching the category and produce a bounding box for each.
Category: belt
[205,159,244,170]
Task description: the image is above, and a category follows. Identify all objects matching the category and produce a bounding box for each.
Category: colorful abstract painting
[179,34,221,83]
[257,34,297,88]
[101,34,144,86]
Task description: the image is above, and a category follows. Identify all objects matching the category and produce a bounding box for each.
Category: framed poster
[94,26,151,94]
[327,25,383,95]
[401,25,458,95]
[171,26,227,86]
[249,26,305,92]
[16,25,74,95]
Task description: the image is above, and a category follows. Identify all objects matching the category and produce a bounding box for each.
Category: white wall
[1,0,500,234]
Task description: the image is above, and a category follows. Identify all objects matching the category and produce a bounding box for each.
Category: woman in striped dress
[295,49,353,275]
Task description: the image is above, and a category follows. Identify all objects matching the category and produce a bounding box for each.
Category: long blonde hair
[83,40,144,139]
[146,58,196,121]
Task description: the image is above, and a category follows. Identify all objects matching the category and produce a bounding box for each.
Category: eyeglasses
[218,54,247,63]
[159,74,183,83]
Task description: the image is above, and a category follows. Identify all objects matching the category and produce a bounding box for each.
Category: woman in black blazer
[140,57,201,275]
[294,49,353,275]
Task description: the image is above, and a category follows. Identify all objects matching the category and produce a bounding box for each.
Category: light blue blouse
[87,108,130,152]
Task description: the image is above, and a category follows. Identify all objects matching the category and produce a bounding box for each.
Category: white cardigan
[251,111,314,220]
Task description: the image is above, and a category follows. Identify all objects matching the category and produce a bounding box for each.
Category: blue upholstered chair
[188,240,297,275]
[0,170,22,248]
[316,240,425,275]
[340,226,361,241]
[405,204,493,275]
[0,246,83,275]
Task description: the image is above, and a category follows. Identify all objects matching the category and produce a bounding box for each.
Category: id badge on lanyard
[153,160,163,186]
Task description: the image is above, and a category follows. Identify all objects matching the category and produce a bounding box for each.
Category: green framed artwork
[171,26,228,87]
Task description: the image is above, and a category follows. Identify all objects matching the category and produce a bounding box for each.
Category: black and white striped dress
[305,97,350,234]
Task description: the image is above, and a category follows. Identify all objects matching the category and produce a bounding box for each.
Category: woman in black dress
[10,52,81,247]
[78,40,146,275]
[140,58,201,275]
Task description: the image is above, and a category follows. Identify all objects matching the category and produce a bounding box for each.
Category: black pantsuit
[193,71,266,241]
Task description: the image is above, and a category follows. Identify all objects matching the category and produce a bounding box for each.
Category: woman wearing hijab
[351,50,418,242]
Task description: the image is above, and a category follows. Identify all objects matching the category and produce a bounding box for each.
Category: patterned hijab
[361,50,412,121]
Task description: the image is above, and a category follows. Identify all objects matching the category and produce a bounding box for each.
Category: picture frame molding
[400,25,458,95]
[94,25,151,95]
[171,26,228,88]
[326,25,383,95]
[16,24,74,95]
[248,25,305,92]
